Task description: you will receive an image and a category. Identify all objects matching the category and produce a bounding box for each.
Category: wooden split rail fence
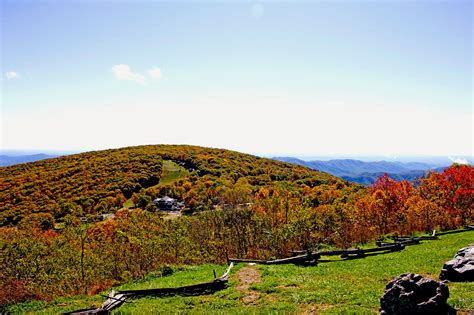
[230,243,405,266]
[65,263,234,315]
[230,225,474,266]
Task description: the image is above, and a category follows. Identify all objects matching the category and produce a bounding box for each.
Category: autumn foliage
[0,145,339,226]
[0,146,472,305]
[351,165,473,241]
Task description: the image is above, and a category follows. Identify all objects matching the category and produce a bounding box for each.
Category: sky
[1,0,472,158]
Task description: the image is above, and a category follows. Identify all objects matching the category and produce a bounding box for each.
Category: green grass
[123,198,135,209]
[123,160,190,208]
[7,231,474,314]
[3,295,105,314]
[153,160,190,187]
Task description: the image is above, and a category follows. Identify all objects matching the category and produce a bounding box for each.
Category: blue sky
[1,0,472,157]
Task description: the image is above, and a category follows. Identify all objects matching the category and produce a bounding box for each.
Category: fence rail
[66,263,234,314]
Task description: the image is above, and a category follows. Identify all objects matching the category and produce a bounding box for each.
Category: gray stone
[380,273,455,315]
[440,244,474,282]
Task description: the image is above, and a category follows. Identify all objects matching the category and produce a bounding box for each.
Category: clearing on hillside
[123,159,190,208]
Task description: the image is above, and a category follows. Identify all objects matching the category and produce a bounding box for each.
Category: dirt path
[236,265,262,304]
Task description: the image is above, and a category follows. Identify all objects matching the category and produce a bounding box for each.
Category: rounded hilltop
[0,144,359,226]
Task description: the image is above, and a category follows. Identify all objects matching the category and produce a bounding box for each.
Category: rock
[380,273,456,315]
[440,244,474,282]
[161,266,174,276]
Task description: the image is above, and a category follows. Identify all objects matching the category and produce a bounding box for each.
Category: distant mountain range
[0,153,464,186]
[0,154,58,167]
[273,157,449,185]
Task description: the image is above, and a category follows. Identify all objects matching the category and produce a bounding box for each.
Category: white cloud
[148,67,162,80]
[5,71,20,80]
[251,2,264,19]
[112,64,146,84]
[448,157,469,165]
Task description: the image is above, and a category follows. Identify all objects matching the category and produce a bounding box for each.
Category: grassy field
[123,160,190,208]
[154,160,190,187]
[7,231,474,314]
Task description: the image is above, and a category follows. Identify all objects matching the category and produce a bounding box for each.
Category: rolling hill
[273,157,446,185]
[0,145,356,226]
[340,169,446,185]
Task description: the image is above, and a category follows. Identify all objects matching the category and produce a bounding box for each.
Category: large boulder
[380,273,455,315]
[439,244,474,282]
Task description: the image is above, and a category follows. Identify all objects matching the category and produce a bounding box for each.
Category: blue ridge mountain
[273,157,448,185]
[0,154,58,167]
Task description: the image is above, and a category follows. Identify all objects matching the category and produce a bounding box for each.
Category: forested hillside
[0,148,163,226]
[0,145,349,227]
[0,145,472,306]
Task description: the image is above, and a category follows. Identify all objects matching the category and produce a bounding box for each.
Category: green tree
[136,194,152,209]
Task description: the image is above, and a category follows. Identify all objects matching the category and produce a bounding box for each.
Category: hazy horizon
[1,147,472,166]
[2,1,472,157]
